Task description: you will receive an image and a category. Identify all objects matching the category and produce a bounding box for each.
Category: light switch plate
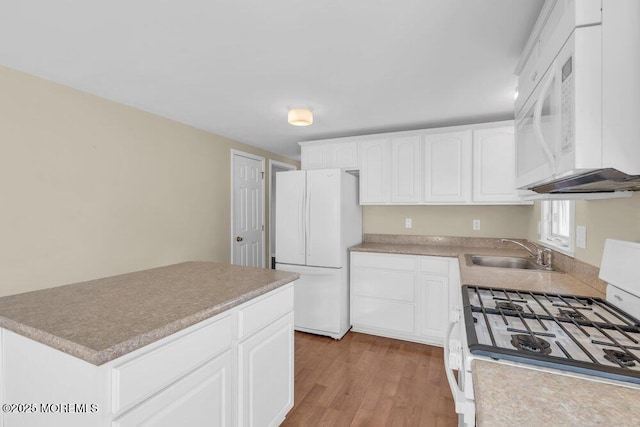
[405,218,412,229]
[472,219,481,231]
[576,225,587,248]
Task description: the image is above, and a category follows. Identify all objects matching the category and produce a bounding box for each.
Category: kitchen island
[349,235,640,427]
[0,261,299,426]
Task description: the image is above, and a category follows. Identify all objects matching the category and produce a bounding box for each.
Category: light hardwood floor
[282,331,457,426]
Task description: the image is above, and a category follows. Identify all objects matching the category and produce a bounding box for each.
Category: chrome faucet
[501,239,552,269]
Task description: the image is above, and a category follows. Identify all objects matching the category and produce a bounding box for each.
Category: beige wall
[0,66,297,297]
[527,194,640,268]
[365,193,640,269]
[363,205,533,239]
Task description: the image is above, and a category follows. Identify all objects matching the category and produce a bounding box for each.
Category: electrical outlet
[405,218,412,229]
[472,219,481,231]
[576,225,587,249]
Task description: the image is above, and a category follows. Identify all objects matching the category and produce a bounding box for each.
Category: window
[540,200,574,255]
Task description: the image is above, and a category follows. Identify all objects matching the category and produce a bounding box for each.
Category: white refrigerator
[275,168,362,339]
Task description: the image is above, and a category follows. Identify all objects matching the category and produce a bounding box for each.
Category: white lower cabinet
[418,274,448,341]
[238,313,294,427]
[0,283,295,427]
[351,252,458,346]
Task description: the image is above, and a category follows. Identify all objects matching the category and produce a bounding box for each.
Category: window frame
[539,200,575,256]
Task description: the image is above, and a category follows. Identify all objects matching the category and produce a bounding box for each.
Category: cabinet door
[423,131,472,203]
[306,169,342,268]
[238,313,294,427]
[301,145,327,170]
[113,351,233,427]
[359,139,389,204]
[275,170,306,265]
[327,141,358,169]
[418,273,448,343]
[472,127,520,202]
[350,252,416,335]
[391,136,421,203]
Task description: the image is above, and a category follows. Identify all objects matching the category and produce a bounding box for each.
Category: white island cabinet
[0,278,294,427]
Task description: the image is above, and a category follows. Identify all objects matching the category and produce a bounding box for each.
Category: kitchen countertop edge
[350,242,603,297]
[0,266,299,366]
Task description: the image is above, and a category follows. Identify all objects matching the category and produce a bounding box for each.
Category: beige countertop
[350,242,603,297]
[472,359,640,426]
[350,241,640,425]
[0,262,299,365]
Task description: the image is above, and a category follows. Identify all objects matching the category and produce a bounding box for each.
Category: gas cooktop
[462,285,640,384]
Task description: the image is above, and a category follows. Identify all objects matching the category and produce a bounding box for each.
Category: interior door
[232,152,264,268]
[275,170,306,265]
[306,169,341,268]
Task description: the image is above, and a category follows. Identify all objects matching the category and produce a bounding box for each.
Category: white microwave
[514,25,602,190]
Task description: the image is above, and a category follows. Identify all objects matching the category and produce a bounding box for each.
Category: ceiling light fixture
[288,109,313,126]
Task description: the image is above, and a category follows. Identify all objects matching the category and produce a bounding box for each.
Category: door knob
[236,236,243,242]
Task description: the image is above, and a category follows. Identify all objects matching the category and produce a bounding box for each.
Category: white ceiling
[0,0,543,159]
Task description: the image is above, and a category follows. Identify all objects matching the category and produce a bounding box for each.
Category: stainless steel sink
[464,254,556,271]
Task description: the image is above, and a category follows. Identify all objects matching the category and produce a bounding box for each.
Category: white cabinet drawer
[238,285,294,340]
[113,350,233,427]
[352,297,415,334]
[351,252,414,271]
[112,315,232,414]
[351,268,415,302]
[419,257,449,276]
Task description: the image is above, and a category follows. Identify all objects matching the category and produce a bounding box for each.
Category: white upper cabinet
[422,131,472,203]
[300,144,327,170]
[298,120,528,205]
[327,141,358,169]
[359,139,390,204]
[300,141,358,170]
[391,136,421,203]
[472,127,520,202]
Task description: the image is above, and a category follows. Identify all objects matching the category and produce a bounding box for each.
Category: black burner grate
[604,349,636,367]
[558,308,588,322]
[462,285,640,385]
[511,334,552,355]
[496,301,524,312]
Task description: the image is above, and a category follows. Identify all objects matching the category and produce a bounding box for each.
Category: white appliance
[275,169,362,339]
[514,0,640,194]
[445,239,640,427]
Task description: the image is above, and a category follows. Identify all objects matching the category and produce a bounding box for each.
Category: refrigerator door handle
[299,186,305,256]
[306,182,311,257]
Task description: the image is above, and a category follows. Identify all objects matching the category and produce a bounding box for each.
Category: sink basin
[465,254,555,271]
